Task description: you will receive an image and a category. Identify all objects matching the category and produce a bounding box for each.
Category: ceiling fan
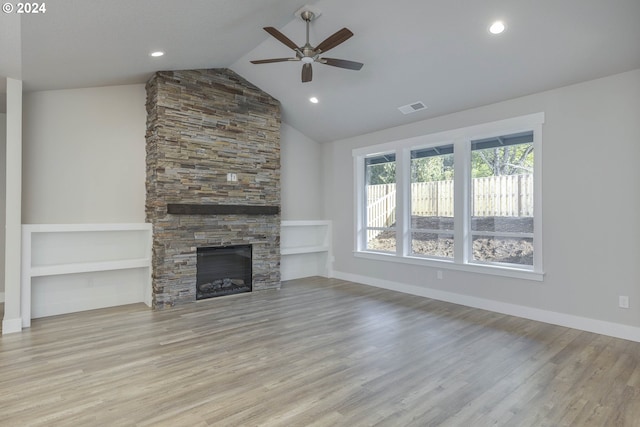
[251,10,363,83]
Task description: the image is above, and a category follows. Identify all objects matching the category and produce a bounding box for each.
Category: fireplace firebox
[196,245,252,300]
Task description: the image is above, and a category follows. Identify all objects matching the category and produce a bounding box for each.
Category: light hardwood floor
[1,277,639,426]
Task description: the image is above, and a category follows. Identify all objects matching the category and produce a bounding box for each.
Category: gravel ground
[368,216,533,265]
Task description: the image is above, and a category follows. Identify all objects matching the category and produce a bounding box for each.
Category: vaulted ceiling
[8,0,640,142]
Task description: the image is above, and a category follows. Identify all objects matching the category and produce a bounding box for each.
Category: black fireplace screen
[196,245,252,300]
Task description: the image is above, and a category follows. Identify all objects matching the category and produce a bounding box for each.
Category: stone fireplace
[145,69,281,309]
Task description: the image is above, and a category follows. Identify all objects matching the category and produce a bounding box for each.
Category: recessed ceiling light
[489,21,506,34]
[309,97,319,104]
[150,51,165,57]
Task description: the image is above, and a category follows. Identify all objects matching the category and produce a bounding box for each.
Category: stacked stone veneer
[145,69,281,309]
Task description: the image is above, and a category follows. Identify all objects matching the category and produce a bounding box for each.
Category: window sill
[354,251,545,281]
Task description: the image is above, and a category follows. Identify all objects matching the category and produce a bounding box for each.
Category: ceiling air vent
[398,101,427,115]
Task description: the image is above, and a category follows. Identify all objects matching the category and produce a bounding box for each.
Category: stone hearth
[145,69,281,309]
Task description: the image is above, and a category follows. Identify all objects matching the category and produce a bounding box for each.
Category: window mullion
[396,148,410,257]
[532,123,543,273]
[453,139,470,264]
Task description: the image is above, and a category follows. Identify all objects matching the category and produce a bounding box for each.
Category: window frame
[353,113,544,281]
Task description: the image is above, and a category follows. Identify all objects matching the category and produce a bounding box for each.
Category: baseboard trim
[333,271,640,343]
[2,317,23,334]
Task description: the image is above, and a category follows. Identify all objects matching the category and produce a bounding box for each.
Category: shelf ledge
[281,246,329,255]
[30,258,151,277]
[281,220,331,227]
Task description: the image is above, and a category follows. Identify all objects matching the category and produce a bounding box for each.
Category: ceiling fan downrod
[300,11,316,64]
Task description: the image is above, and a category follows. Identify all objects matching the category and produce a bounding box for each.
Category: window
[364,153,396,253]
[410,145,454,259]
[354,113,543,280]
[470,132,534,266]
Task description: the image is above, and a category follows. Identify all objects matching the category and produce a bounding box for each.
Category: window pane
[471,132,533,265]
[366,183,396,228]
[471,216,533,233]
[472,235,533,266]
[366,229,397,253]
[471,133,533,231]
[410,145,454,258]
[412,232,453,258]
[365,153,396,253]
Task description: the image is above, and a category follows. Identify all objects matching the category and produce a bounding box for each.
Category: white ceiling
[12,0,640,142]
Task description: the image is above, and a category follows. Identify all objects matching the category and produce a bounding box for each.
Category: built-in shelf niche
[280,220,332,280]
[21,223,152,327]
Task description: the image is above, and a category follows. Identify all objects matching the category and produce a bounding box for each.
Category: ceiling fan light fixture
[301,56,314,64]
[489,21,506,34]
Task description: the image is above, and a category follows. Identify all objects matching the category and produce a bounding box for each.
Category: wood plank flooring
[1,277,639,426]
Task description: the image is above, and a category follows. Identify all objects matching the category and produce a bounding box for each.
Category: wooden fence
[366,175,533,236]
[471,174,533,217]
[367,184,396,241]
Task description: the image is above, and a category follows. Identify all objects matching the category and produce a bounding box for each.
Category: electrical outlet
[619,295,629,309]
[226,173,238,182]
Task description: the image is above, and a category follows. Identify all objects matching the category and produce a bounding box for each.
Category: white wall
[3,78,22,333]
[323,69,640,337]
[0,113,5,299]
[15,85,147,329]
[280,122,323,220]
[0,13,21,80]
[22,84,147,224]
[0,4,20,306]
[17,84,324,320]
[22,87,320,224]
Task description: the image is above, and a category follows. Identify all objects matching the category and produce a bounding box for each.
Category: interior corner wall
[323,69,640,332]
[22,84,146,224]
[280,122,323,220]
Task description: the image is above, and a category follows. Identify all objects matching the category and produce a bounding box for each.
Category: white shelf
[281,220,332,280]
[281,246,329,256]
[281,220,331,227]
[31,258,151,277]
[24,223,151,232]
[21,223,153,328]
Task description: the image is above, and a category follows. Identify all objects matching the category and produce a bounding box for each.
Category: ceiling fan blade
[315,28,354,53]
[321,58,364,70]
[263,27,299,51]
[251,58,298,64]
[302,63,313,83]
